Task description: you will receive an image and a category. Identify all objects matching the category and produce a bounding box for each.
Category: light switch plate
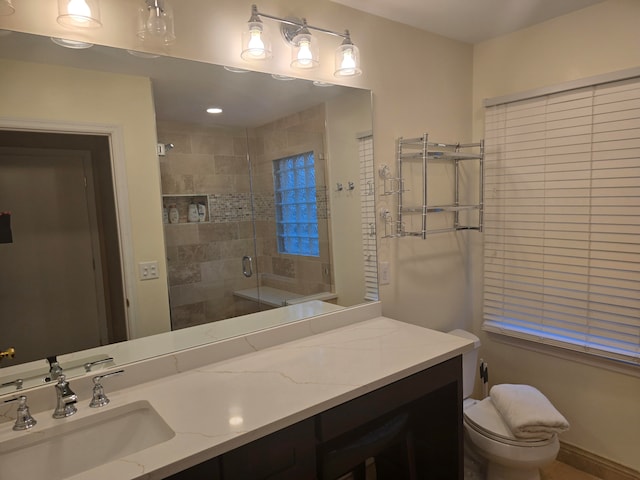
[379,261,390,285]
[138,261,159,280]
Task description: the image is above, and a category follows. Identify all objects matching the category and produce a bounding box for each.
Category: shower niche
[162,194,210,224]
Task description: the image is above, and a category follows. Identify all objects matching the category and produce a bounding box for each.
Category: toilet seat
[464,398,556,447]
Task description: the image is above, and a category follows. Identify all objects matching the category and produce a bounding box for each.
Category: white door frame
[0,117,137,338]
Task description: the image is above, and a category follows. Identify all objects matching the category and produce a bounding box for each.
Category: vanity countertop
[1,315,473,480]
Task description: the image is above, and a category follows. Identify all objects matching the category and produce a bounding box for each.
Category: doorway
[0,131,126,366]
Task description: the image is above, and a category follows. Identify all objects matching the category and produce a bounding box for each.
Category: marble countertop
[0,312,473,480]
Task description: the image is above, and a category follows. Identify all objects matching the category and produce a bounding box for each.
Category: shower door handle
[242,255,253,278]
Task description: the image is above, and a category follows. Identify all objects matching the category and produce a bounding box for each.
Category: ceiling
[0,31,355,127]
[1,0,605,127]
[330,0,605,44]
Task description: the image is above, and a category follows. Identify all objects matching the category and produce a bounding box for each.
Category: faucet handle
[90,370,124,408]
[1,378,24,390]
[4,395,37,431]
[84,357,114,372]
[46,355,63,381]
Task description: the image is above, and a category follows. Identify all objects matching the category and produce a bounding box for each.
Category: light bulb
[297,39,313,66]
[340,48,356,73]
[146,6,167,36]
[247,27,265,57]
[67,0,92,23]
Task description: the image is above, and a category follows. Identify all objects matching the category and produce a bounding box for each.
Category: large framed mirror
[0,30,375,394]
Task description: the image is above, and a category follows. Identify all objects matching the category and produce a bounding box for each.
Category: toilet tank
[448,329,481,400]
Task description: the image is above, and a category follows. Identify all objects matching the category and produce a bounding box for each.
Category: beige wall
[0,58,171,339]
[326,89,372,306]
[472,0,640,471]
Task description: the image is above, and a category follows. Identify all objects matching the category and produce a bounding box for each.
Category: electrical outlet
[379,261,390,285]
[139,261,159,280]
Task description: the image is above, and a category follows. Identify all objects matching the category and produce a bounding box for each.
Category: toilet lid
[464,398,555,447]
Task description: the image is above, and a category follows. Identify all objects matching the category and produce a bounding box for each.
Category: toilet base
[487,462,540,480]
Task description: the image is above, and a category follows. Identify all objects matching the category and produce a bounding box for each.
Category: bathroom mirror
[0,30,374,393]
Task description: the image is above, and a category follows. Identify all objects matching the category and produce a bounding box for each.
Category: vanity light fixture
[240,4,272,61]
[137,0,176,47]
[0,0,15,16]
[57,0,102,28]
[241,4,362,77]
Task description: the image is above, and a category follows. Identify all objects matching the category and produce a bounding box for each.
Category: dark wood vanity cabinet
[164,356,462,480]
[164,420,316,480]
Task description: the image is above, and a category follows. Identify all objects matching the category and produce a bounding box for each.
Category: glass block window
[273,152,319,256]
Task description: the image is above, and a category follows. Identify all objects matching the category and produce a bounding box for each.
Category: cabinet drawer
[317,356,461,442]
[222,418,316,480]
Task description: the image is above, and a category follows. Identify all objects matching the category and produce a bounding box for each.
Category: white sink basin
[0,400,175,479]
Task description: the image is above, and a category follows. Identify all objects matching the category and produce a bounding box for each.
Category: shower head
[156,142,175,156]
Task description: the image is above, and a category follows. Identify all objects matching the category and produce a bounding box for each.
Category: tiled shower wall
[158,104,332,330]
[248,104,332,297]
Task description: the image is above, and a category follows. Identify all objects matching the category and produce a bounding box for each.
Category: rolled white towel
[490,384,569,440]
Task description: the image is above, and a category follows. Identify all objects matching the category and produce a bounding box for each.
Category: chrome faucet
[47,356,63,381]
[53,374,77,418]
[90,370,124,408]
[4,395,37,430]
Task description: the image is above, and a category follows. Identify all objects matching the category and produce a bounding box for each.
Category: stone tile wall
[157,105,333,330]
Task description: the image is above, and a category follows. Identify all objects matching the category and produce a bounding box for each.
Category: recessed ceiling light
[50,37,93,49]
[206,107,223,114]
[312,80,334,87]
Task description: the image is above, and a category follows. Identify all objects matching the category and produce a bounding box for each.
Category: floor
[349,460,603,479]
[541,461,603,480]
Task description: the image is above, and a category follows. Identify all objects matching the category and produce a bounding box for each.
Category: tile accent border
[558,442,640,480]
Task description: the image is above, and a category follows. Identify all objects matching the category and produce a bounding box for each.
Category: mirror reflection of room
[0,31,373,371]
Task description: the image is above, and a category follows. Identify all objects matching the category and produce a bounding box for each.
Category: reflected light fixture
[51,37,94,49]
[0,0,15,16]
[137,0,176,47]
[206,107,223,114]
[57,0,102,28]
[241,4,361,77]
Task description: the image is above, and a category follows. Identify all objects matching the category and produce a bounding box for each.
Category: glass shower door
[159,124,263,330]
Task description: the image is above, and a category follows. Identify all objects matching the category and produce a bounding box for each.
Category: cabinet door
[222,419,316,480]
[163,456,222,480]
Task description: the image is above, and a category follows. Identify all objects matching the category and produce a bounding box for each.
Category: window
[273,152,319,256]
[483,76,640,366]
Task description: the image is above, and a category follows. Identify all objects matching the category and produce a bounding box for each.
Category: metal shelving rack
[388,133,484,239]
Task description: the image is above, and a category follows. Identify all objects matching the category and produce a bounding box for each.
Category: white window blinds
[483,77,640,366]
[359,134,379,301]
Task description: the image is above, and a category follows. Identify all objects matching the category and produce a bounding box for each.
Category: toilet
[449,330,560,480]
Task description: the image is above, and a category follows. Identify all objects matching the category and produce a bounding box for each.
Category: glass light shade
[334,43,361,77]
[51,37,94,49]
[0,0,15,16]
[291,33,319,70]
[241,21,272,60]
[57,0,102,28]
[137,0,176,47]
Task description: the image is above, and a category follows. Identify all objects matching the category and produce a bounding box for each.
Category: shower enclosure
[158,103,333,330]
